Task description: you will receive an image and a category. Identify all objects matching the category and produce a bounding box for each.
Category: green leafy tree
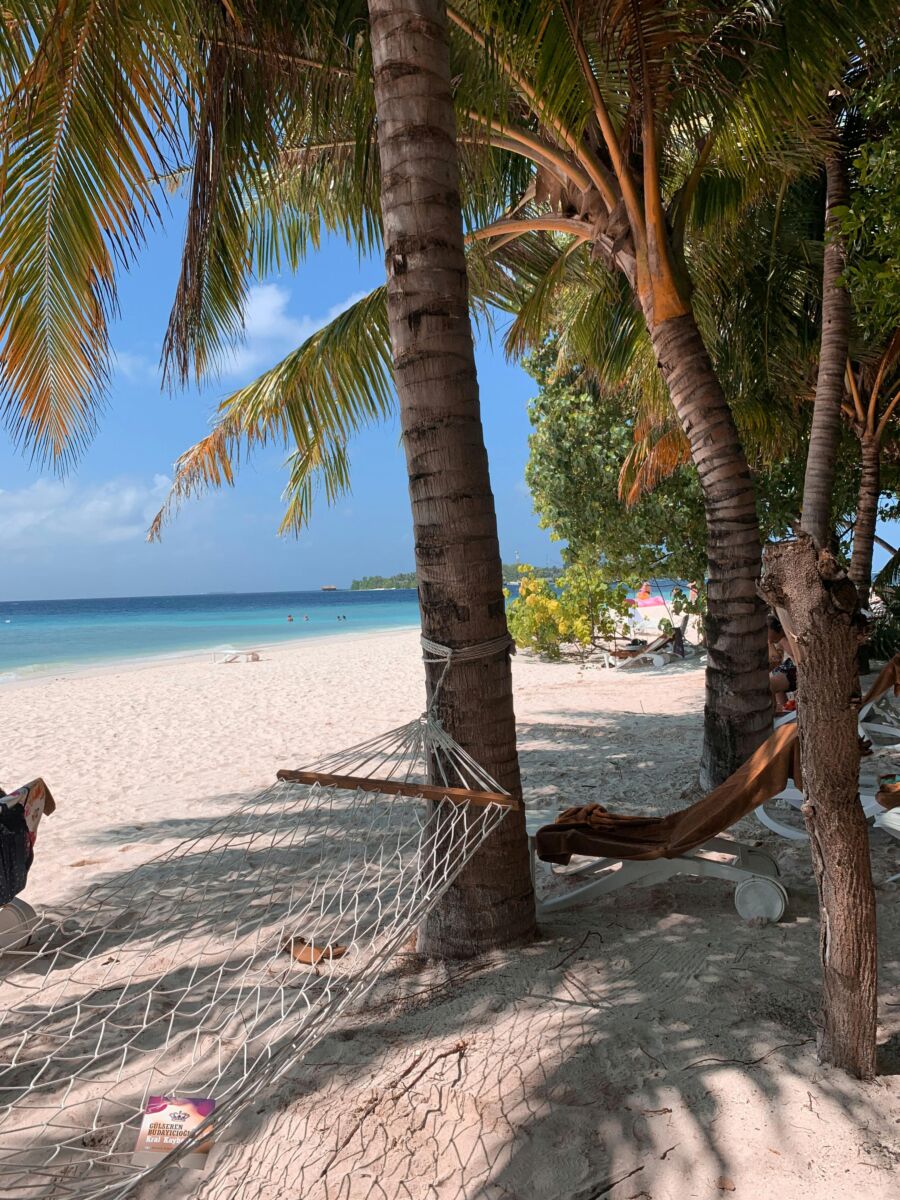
[521,344,864,589]
[524,346,709,587]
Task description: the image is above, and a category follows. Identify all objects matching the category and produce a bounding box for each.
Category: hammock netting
[0,716,511,1199]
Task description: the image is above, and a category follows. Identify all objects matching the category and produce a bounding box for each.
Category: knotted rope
[421,632,516,710]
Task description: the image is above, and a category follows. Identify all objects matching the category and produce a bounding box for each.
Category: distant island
[350,565,560,591]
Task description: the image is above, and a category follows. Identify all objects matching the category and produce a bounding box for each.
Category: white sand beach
[2,628,899,1199]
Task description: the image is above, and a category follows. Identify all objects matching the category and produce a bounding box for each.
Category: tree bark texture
[760,535,877,1080]
[849,436,880,610]
[645,309,770,787]
[801,149,851,547]
[368,0,535,957]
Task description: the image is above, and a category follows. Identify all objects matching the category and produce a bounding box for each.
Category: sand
[2,628,898,1199]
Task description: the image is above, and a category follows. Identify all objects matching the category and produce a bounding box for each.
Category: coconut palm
[158,2,889,784]
[4,2,890,785]
[365,0,535,955]
[0,0,534,955]
[800,142,852,547]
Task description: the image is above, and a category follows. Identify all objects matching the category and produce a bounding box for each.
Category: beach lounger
[213,646,261,663]
[756,655,900,850]
[754,781,887,841]
[599,631,676,669]
[530,724,800,922]
[858,653,900,744]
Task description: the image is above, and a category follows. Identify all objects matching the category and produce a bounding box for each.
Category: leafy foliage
[867,592,900,661]
[523,340,867,584]
[148,286,393,538]
[505,564,633,662]
[839,58,900,343]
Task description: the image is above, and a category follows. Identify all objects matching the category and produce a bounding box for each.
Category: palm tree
[0,1,534,954]
[365,0,534,955]
[800,143,852,546]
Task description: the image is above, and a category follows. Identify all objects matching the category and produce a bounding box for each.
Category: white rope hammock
[0,708,514,1199]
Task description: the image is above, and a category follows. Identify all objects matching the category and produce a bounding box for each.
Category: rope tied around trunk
[421,633,516,710]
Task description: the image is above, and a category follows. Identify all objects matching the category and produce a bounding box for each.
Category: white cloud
[0,475,171,551]
[109,283,368,386]
[226,283,369,376]
[112,349,160,384]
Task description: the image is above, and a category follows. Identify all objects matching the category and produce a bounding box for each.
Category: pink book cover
[133,1096,216,1169]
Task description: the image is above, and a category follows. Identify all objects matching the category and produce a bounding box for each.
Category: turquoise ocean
[0,579,686,682]
[0,590,422,681]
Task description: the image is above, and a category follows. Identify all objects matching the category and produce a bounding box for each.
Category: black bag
[0,799,31,906]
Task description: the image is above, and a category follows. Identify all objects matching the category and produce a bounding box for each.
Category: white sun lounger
[212,646,261,663]
[525,812,788,922]
[600,632,676,670]
[858,690,900,745]
[754,782,886,841]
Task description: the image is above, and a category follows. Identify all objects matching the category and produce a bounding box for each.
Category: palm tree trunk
[645,308,770,787]
[761,537,877,1080]
[849,436,880,610]
[367,0,534,956]
[801,148,851,547]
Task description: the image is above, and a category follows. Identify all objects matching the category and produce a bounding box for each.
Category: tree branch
[471,215,592,241]
[876,385,900,442]
[463,111,594,190]
[557,0,643,235]
[670,134,715,249]
[213,38,355,76]
[447,5,612,205]
[870,327,900,411]
[845,360,867,426]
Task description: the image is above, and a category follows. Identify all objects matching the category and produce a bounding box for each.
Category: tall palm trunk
[645,308,770,787]
[849,436,880,610]
[801,148,851,546]
[367,0,534,956]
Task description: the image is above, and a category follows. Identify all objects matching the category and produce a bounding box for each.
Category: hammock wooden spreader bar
[275,769,518,808]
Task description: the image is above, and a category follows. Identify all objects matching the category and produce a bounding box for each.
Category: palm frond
[619,426,691,504]
[149,285,391,538]
[0,2,190,466]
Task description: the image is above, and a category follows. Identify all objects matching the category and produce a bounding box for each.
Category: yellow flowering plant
[506,564,633,662]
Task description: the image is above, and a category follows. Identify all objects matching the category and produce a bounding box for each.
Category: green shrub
[506,564,633,662]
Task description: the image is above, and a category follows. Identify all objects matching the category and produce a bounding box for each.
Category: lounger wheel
[733,877,787,923]
[0,898,38,952]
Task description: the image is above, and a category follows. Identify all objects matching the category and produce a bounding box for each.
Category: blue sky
[2,197,897,602]
[0,202,559,601]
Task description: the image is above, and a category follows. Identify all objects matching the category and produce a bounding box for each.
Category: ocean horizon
[0,589,422,681]
[0,578,687,682]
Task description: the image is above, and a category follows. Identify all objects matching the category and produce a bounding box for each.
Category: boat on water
[320,585,337,591]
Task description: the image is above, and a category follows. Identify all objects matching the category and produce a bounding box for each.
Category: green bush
[506,564,633,662]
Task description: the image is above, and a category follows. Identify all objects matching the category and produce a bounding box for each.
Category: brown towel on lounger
[536,723,802,865]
